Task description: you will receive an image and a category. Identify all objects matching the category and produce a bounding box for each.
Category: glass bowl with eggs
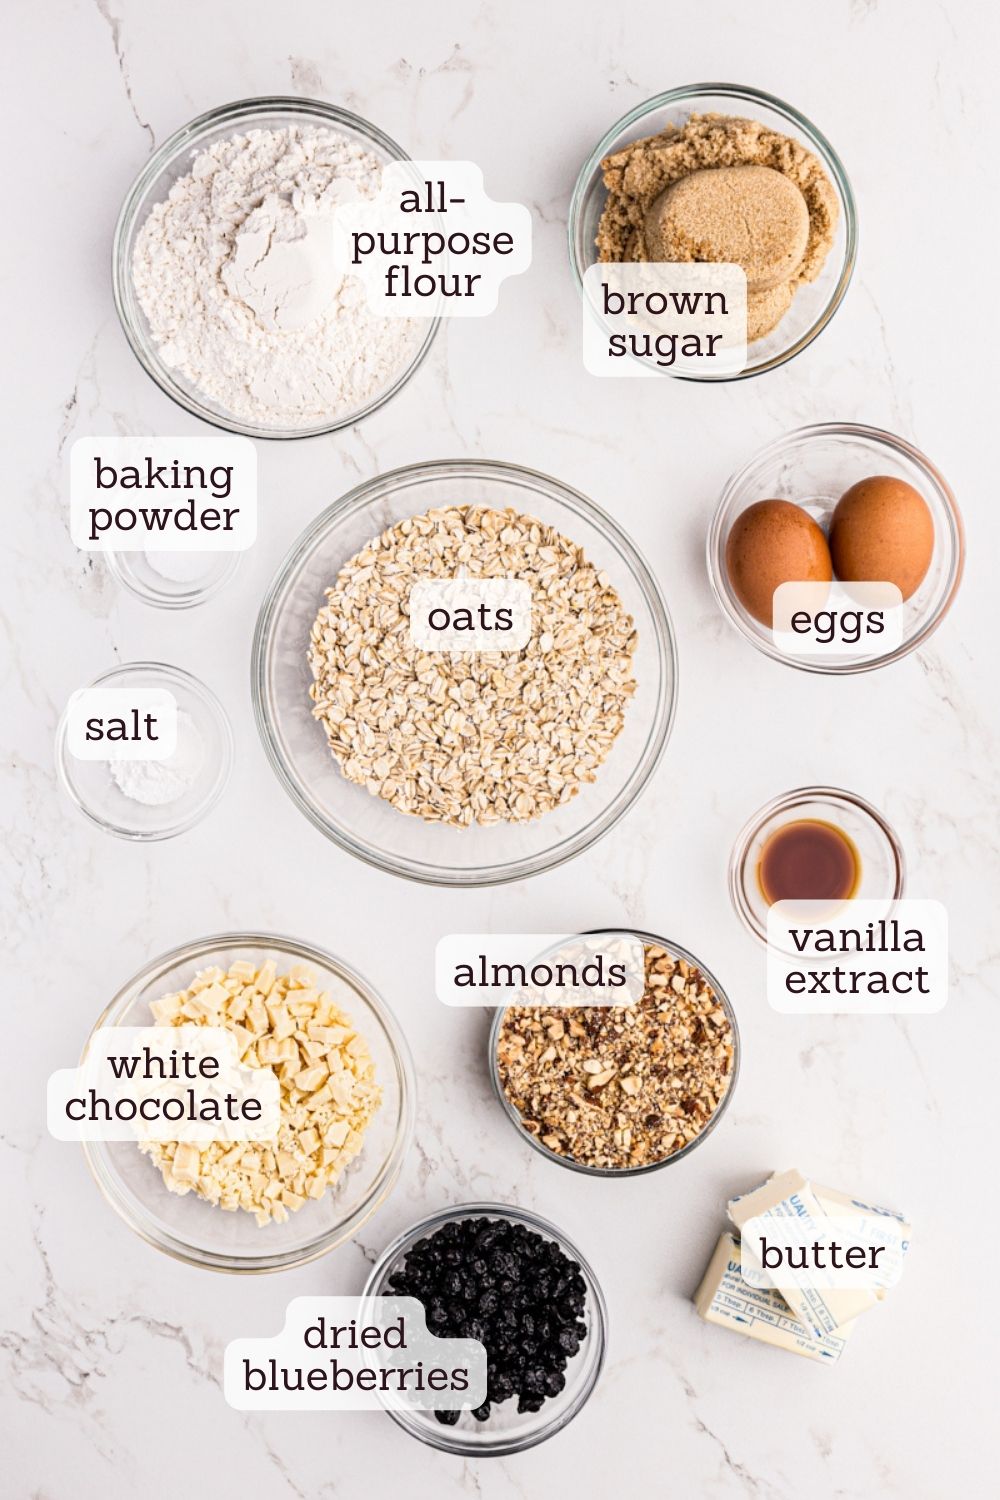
[707,423,964,674]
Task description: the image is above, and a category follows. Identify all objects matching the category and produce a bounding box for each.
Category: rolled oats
[307,505,637,826]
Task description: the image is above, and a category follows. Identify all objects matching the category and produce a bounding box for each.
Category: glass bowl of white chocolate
[81,933,415,1272]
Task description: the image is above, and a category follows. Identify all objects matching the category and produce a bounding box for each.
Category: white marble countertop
[6,1,997,1495]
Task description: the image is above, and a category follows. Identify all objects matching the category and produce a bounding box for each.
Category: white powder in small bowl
[132,124,421,428]
[109,710,206,806]
[145,550,215,584]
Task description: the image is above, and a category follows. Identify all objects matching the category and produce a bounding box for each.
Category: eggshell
[829,476,934,600]
[725,500,833,627]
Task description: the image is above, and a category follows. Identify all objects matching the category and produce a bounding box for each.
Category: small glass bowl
[488,929,740,1176]
[729,786,906,945]
[82,932,415,1272]
[55,662,233,840]
[568,83,857,380]
[708,423,964,673]
[252,459,677,887]
[106,549,240,609]
[112,97,438,439]
[362,1201,607,1455]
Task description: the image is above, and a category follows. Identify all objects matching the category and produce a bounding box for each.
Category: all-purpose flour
[132,127,421,427]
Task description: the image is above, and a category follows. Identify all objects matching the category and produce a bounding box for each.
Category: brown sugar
[645,165,810,289]
[597,113,838,341]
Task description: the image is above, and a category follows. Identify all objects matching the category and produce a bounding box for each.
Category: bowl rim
[567,81,858,381]
[105,548,242,610]
[727,784,907,944]
[488,928,741,1176]
[706,421,966,674]
[361,1198,608,1455]
[111,94,440,440]
[80,929,416,1272]
[251,457,678,887]
[54,660,234,841]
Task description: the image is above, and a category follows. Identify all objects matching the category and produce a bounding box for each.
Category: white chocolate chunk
[139,957,382,1226]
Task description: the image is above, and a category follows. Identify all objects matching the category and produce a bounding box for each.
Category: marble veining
[5,1,997,1496]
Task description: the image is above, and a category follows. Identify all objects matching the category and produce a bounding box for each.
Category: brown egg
[725,500,833,627]
[829,476,934,600]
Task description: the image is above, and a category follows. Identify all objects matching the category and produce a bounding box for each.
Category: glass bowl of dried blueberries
[362,1202,608,1454]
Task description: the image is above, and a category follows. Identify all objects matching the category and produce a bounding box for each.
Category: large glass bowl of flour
[113,98,439,439]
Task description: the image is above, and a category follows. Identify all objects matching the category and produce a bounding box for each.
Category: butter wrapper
[694,1233,853,1364]
[728,1169,911,1338]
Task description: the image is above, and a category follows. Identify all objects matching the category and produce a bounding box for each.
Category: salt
[109,710,206,806]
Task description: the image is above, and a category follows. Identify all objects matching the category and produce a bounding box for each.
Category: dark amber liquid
[758,819,861,905]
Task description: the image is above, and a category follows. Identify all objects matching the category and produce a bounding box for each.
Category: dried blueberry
[389,1214,589,1428]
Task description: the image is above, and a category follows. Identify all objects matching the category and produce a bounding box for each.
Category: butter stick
[694,1233,853,1363]
[811,1179,912,1296]
[727,1169,910,1337]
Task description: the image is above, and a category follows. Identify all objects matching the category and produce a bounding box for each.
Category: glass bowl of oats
[252,460,676,886]
[569,83,857,379]
[81,933,415,1272]
[489,931,740,1176]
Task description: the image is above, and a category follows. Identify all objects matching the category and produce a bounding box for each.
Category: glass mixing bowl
[729,786,906,945]
[106,549,241,609]
[55,661,233,840]
[82,933,415,1272]
[708,422,964,673]
[112,97,438,438]
[569,83,857,380]
[488,929,740,1175]
[362,1201,608,1455]
[252,460,677,886]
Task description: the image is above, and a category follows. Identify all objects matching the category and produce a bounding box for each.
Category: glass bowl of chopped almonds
[81,933,415,1272]
[252,460,677,886]
[489,931,740,1175]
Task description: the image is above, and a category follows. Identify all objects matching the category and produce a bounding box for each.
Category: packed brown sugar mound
[597,114,838,340]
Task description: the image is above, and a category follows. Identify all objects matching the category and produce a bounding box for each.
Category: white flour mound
[132,126,420,427]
